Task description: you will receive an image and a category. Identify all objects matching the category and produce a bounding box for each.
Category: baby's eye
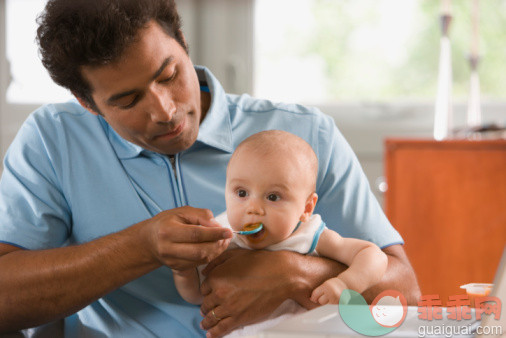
[267,194,280,202]
[237,189,248,198]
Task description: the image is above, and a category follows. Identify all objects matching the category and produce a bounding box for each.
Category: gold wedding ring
[211,309,222,321]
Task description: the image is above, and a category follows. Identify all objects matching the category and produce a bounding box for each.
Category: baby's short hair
[230,130,318,191]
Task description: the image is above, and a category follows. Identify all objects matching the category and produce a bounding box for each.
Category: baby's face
[225,147,315,249]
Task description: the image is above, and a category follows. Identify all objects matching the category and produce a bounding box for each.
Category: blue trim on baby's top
[307,221,326,254]
[292,221,302,234]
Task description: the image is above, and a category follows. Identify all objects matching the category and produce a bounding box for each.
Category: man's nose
[246,198,265,215]
[148,87,176,123]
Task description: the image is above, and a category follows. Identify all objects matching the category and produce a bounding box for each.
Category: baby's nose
[246,198,265,215]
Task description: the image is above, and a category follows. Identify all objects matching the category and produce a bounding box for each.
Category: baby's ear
[300,192,318,222]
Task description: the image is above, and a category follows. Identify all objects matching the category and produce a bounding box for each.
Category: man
[0,0,420,337]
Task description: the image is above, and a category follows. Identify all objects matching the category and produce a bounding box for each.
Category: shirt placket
[164,154,186,207]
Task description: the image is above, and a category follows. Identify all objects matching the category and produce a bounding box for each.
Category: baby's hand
[310,277,348,305]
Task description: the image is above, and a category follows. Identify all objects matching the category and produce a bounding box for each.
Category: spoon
[233,223,264,235]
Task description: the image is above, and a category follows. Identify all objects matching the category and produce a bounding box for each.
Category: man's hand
[198,245,420,338]
[199,249,340,337]
[144,206,232,271]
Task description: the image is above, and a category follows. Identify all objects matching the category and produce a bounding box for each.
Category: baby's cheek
[273,219,296,238]
[226,209,240,229]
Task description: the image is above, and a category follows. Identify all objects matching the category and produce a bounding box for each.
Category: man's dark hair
[36,0,187,110]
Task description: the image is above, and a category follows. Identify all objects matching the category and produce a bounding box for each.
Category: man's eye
[119,96,139,109]
[159,71,177,83]
[237,190,248,198]
[267,194,280,202]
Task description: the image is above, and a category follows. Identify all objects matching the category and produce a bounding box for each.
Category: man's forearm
[290,244,420,307]
[0,222,160,333]
[288,255,346,309]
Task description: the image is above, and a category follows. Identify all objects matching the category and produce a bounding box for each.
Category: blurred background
[1,0,506,206]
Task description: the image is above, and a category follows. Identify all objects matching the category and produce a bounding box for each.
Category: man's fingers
[200,217,222,228]
[205,317,234,338]
[161,241,229,268]
[173,207,231,237]
[200,294,219,315]
[175,206,216,227]
[200,306,229,330]
[200,279,212,297]
[166,224,232,243]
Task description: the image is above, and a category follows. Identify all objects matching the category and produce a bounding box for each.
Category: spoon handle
[233,223,263,235]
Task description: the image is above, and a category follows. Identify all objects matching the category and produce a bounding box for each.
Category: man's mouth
[153,118,185,140]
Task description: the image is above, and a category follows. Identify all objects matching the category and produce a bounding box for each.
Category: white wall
[175,0,254,95]
[0,0,7,164]
[0,0,40,169]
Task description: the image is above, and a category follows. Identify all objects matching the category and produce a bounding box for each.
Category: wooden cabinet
[384,139,506,304]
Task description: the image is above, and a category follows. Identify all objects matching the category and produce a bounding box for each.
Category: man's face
[79,21,208,155]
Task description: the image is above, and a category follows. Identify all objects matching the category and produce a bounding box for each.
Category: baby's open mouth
[243,223,266,243]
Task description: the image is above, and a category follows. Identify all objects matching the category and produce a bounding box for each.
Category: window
[254,0,506,105]
[6,0,71,104]
[254,0,506,205]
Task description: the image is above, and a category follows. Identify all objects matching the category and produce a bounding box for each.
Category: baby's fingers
[317,294,329,305]
[310,285,324,303]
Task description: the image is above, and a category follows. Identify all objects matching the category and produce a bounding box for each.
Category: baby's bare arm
[311,229,388,304]
[173,268,203,305]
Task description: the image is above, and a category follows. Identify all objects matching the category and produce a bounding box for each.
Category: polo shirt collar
[101,118,146,159]
[105,65,233,160]
[194,66,234,153]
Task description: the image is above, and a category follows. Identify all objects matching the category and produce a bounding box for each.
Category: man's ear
[300,192,318,222]
[74,93,99,116]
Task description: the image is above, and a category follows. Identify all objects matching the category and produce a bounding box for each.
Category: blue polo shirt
[0,66,402,337]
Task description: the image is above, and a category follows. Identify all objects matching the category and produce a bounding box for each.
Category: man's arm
[0,207,232,333]
[199,244,420,338]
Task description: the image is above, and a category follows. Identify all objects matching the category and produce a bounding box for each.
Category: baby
[173,130,388,333]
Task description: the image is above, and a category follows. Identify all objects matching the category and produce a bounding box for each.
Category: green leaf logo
[339,289,408,336]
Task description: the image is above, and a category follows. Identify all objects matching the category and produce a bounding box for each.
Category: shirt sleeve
[0,111,71,250]
[313,113,403,249]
